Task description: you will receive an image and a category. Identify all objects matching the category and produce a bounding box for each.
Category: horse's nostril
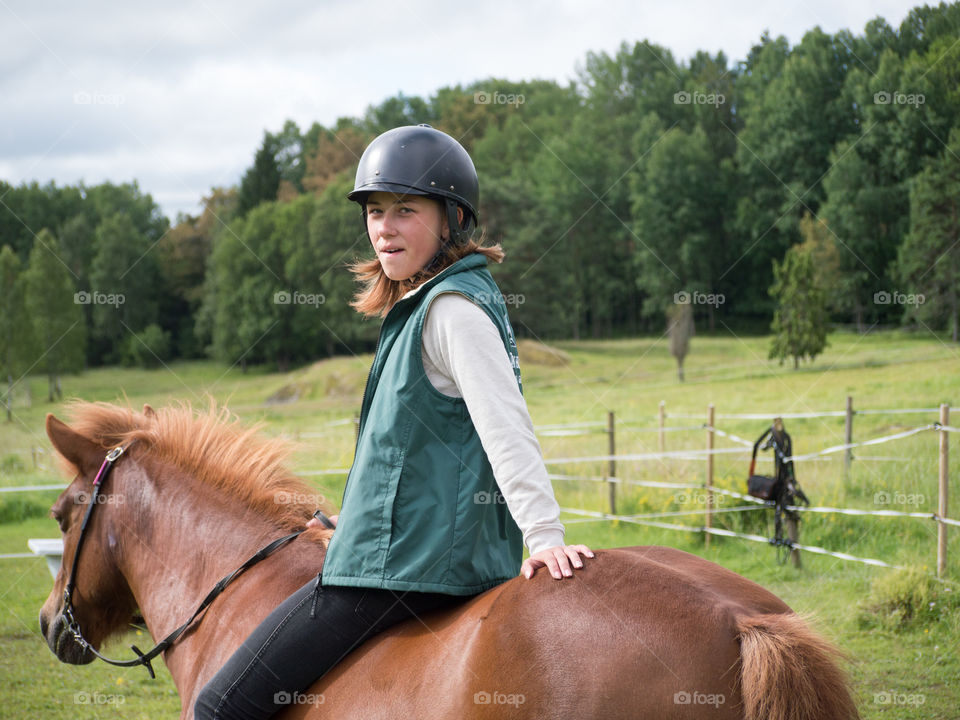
[39,611,49,637]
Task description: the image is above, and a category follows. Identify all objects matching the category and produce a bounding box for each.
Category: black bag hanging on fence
[747,418,808,505]
[747,473,782,501]
[747,418,810,565]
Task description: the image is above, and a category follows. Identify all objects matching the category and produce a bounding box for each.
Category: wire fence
[3,400,954,578]
[539,400,954,578]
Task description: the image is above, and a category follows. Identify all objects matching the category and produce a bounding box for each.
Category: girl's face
[366,192,448,281]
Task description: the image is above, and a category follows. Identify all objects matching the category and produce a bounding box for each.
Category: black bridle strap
[61,444,324,679]
[63,445,126,605]
[65,528,303,678]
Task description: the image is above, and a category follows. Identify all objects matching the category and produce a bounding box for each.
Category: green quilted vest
[321,253,524,594]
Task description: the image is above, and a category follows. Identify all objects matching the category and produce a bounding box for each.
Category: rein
[60,443,333,679]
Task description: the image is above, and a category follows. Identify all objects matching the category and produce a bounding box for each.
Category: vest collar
[396,253,488,305]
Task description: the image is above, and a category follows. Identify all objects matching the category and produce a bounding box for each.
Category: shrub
[0,497,51,524]
[1,454,26,475]
[122,323,171,368]
[858,567,958,631]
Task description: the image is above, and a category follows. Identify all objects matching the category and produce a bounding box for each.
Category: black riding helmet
[348,124,479,246]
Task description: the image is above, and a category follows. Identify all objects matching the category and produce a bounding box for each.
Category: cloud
[0,0,923,220]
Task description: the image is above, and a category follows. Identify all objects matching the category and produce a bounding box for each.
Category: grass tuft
[858,567,960,631]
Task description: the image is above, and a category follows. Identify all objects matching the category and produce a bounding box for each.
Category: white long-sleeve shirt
[405,290,566,555]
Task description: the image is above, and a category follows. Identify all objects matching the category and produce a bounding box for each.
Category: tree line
[2,2,959,404]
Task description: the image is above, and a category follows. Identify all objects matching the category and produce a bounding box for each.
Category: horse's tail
[736,613,859,720]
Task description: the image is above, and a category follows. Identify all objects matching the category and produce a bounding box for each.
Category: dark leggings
[194,576,471,720]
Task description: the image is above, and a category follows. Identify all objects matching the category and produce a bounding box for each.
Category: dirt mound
[516,339,570,366]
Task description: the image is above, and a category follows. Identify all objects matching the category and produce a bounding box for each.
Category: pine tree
[21,230,85,400]
[768,243,828,369]
[896,129,960,342]
[89,212,161,361]
[238,133,281,217]
[0,245,30,420]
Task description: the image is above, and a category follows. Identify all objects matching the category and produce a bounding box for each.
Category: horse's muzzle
[40,610,95,665]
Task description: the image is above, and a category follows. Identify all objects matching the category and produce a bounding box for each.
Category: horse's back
[607,545,792,615]
[301,546,789,719]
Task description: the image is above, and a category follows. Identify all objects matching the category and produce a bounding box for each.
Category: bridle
[59,442,333,678]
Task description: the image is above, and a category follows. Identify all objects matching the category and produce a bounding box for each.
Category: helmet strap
[444,198,467,246]
[419,247,447,277]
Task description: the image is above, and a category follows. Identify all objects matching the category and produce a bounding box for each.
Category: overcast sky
[0,0,925,221]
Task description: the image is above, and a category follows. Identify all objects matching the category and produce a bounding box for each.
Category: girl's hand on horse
[306,514,338,529]
[522,545,594,580]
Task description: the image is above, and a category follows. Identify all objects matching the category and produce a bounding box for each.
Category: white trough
[28,538,63,579]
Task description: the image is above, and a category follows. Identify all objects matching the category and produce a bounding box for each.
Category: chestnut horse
[39,402,859,719]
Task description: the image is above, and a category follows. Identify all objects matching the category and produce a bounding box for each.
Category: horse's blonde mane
[61,400,328,533]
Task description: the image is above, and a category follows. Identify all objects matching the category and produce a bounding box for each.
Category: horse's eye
[51,509,66,532]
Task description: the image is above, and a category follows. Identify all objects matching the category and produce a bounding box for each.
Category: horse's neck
[116,458,324,703]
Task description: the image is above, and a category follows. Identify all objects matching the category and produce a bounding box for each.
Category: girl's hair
[350,222,504,318]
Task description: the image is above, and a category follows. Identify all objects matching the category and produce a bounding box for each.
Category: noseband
[60,443,332,678]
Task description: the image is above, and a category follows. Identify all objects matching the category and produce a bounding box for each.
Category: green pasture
[1,330,958,718]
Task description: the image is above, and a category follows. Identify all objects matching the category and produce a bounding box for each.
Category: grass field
[1,329,958,718]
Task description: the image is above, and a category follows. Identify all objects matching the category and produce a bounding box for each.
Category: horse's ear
[46,414,103,475]
[142,404,156,419]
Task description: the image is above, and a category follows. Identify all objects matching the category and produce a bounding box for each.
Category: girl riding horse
[194,124,595,719]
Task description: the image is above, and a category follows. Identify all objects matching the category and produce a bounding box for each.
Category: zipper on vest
[341,330,381,501]
[346,259,490,491]
[350,291,411,463]
[355,329,383,454]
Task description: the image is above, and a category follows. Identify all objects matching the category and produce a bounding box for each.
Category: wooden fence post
[607,411,617,516]
[938,404,950,578]
[658,401,666,454]
[787,515,802,568]
[706,404,715,548]
[844,396,854,481]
